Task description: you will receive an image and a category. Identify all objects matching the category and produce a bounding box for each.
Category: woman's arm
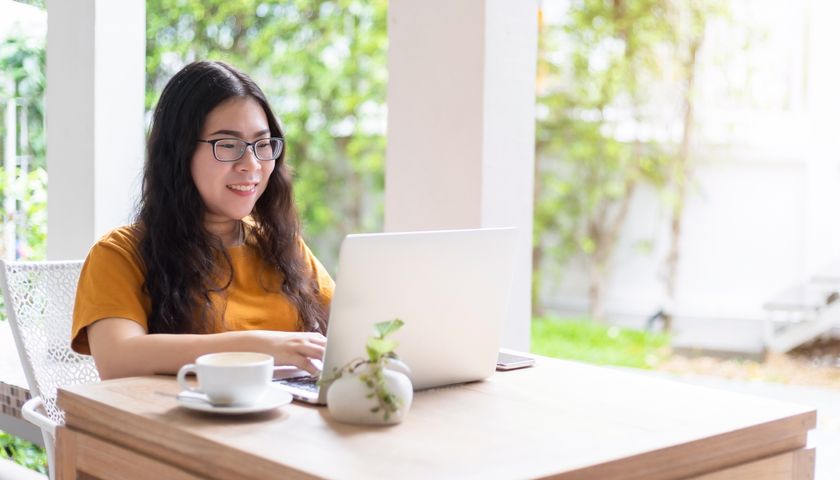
[87,318,326,380]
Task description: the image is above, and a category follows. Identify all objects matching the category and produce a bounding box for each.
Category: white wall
[544,143,840,347]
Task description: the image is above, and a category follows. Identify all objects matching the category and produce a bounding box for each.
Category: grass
[531,316,671,369]
[0,430,48,474]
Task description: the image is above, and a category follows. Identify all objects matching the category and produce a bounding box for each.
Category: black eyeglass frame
[197,137,284,162]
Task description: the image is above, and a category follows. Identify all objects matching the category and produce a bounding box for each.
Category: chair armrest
[21,396,57,438]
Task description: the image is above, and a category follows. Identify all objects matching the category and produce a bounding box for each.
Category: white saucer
[176,385,293,415]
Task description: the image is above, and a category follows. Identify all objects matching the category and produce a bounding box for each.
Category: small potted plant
[319,319,413,425]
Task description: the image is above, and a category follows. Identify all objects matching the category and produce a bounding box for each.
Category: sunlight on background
[539,0,840,353]
[0,0,46,261]
[1,1,839,476]
[1,0,838,350]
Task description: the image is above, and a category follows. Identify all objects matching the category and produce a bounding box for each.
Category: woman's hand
[88,318,327,379]
[249,331,326,375]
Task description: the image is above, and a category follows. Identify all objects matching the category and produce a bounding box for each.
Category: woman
[71,61,331,379]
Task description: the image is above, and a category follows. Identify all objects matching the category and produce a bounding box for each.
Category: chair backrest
[0,260,100,425]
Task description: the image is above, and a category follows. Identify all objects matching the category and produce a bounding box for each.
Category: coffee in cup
[176,352,277,406]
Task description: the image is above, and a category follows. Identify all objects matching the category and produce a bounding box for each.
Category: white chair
[0,260,99,480]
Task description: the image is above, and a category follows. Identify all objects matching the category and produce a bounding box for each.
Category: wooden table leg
[55,424,205,480]
[55,427,79,480]
[689,448,815,480]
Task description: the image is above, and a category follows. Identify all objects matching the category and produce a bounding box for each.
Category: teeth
[227,184,256,191]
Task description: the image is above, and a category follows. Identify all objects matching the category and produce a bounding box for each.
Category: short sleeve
[300,240,335,306]
[71,227,151,354]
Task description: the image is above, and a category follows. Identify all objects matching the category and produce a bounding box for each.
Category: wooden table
[56,355,816,480]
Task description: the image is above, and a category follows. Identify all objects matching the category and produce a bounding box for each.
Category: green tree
[0,31,47,260]
[534,0,728,324]
[659,0,727,331]
[535,0,675,321]
[146,0,388,267]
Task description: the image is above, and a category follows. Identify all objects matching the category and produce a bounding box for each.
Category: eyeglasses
[197,137,284,162]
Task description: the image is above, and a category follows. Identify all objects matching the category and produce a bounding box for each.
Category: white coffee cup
[177,352,278,406]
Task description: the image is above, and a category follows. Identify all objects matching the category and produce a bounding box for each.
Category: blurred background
[2,0,840,474]
[3,0,840,366]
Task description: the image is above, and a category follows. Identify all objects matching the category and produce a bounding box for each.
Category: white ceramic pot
[326,363,413,426]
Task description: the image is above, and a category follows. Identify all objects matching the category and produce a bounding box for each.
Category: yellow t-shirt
[71,225,335,354]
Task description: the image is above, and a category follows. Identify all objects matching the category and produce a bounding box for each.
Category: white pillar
[3,79,15,261]
[46,0,145,260]
[386,0,538,350]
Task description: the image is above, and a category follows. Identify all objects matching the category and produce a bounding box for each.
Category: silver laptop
[274,227,518,404]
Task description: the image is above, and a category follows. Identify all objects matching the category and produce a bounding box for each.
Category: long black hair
[138,60,328,335]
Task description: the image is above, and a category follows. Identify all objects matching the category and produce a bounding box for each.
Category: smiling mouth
[227,184,257,192]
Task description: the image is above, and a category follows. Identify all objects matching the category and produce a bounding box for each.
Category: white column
[46,0,145,260]
[386,0,538,350]
[3,79,15,260]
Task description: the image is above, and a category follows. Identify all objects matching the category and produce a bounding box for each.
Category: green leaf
[374,318,404,338]
[366,337,396,359]
[365,345,380,362]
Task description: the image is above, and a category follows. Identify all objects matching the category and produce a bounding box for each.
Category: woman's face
[191,96,276,225]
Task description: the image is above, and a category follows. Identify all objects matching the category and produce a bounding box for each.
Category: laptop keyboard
[275,375,320,393]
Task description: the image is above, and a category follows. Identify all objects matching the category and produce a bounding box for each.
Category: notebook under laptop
[273,227,518,404]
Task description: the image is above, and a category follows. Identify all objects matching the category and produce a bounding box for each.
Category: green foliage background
[0,432,47,474]
[146,0,388,268]
[0,31,47,260]
[534,0,727,319]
